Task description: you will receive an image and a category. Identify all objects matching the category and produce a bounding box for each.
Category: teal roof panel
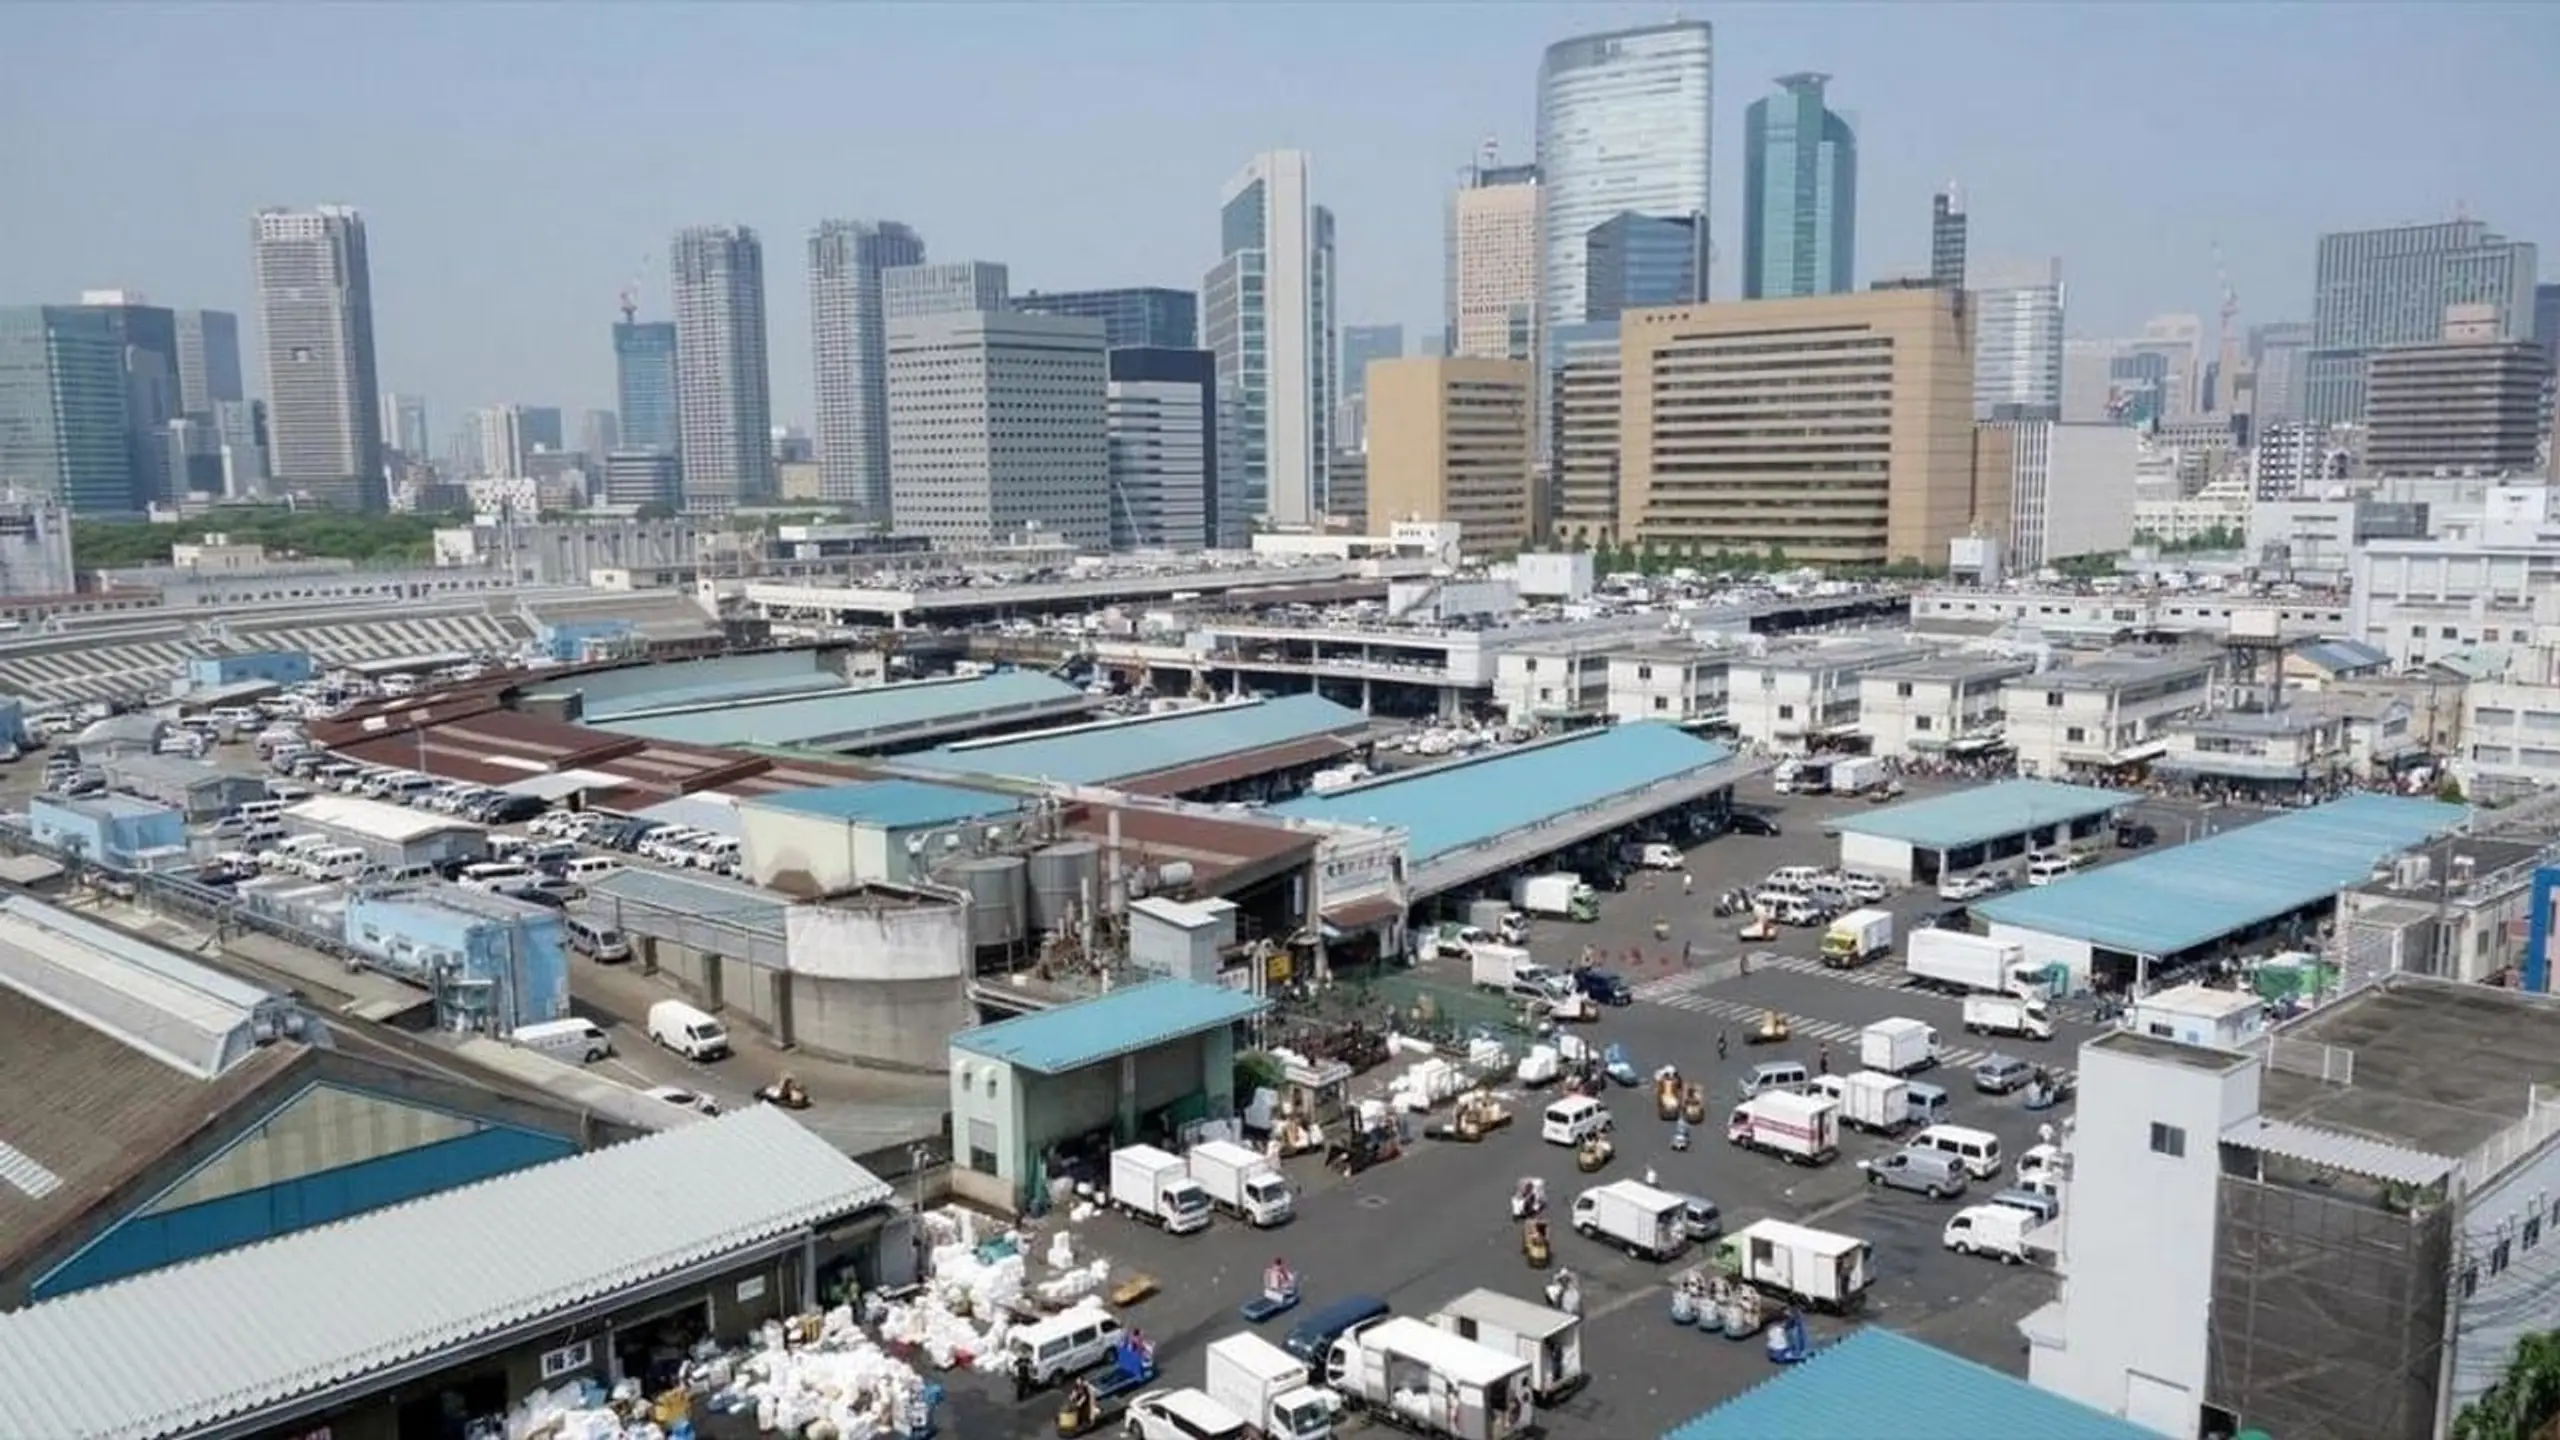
[1833,780,2134,851]
[952,978,1267,1074]
[751,778,1022,828]
[906,694,1367,786]
[1663,1327,2159,1440]
[594,671,1088,749]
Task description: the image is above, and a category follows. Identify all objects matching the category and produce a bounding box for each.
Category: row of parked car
[528,809,744,878]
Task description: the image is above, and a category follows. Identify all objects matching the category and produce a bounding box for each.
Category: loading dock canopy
[1830,780,2134,852]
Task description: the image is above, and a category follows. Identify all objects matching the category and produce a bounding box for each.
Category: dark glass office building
[1016,288,1198,350]
[1583,213,1707,323]
[613,321,681,456]
[0,307,138,516]
[1104,347,1219,549]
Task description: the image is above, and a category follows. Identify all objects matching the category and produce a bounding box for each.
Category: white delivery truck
[1325,1317,1536,1440]
[1820,1070,1913,1135]
[1567,1179,1689,1261]
[647,999,731,1061]
[1819,907,1895,968]
[1858,1017,1941,1075]
[1203,1333,1338,1440]
[1724,1219,1874,1312]
[1943,1203,2036,1264]
[1904,929,2035,995]
[1429,1289,1586,1404]
[1511,872,1598,922]
[1110,1144,1213,1235]
[1468,943,1539,990]
[1189,1139,1295,1226]
[1725,1091,1841,1165]
[1828,756,1886,795]
[1962,994,2056,1041]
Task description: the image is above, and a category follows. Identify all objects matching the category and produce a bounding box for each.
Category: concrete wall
[2450,1134,2560,1415]
[1837,831,1916,883]
[950,1052,1028,1210]
[739,804,859,892]
[780,898,968,1068]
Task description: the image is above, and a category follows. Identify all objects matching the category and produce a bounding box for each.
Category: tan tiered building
[1366,357,1538,553]
[1549,325,1624,545]
[1616,288,1978,566]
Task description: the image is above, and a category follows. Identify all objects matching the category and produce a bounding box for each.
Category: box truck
[1324,1318,1535,1440]
[1110,1144,1212,1234]
[1828,756,1886,795]
[1189,1139,1295,1226]
[1567,1179,1689,1261]
[1943,1203,2037,1264]
[1857,1017,1941,1075]
[1429,1289,1586,1403]
[1511,872,1598,922]
[1725,1091,1840,1165]
[1820,908,1895,968]
[1468,943,1539,990]
[1814,1070,1913,1135]
[1904,930,2035,995]
[1203,1333,1337,1440]
[1721,1219,1873,1312]
[1962,994,2056,1041]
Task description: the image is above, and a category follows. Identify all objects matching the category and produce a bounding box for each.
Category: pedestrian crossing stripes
[0,611,528,706]
[1628,970,2075,1080]
[1742,952,1925,992]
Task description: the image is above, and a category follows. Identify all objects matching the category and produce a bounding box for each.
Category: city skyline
[8,4,2550,430]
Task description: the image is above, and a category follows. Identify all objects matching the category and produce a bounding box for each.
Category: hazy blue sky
[8,2,2557,436]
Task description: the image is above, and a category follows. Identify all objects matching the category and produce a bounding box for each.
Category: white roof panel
[285,793,485,845]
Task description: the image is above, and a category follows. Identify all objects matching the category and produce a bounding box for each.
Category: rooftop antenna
[617,284,637,326]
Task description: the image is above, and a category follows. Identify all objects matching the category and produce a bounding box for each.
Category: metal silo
[950,856,1027,949]
[1026,841,1102,935]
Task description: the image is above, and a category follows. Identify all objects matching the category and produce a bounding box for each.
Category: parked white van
[458,862,534,893]
[1540,1095,1613,1146]
[1915,1124,2004,1180]
[648,999,731,1061]
[511,1018,612,1063]
[303,846,369,882]
[1007,1308,1126,1386]
[564,916,632,963]
[1943,1203,2034,1264]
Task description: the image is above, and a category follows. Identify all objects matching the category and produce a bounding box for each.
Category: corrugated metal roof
[286,794,488,846]
[1269,723,1733,863]
[1662,1327,2159,1440]
[594,670,1091,750]
[906,694,1368,786]
[1974,793,2468,956]
[1831,780,2133,851]
[750,777,1023,828]
[586,866,787,939]
[1119,734,1357,797]
[2293,638,2390,674]
[0,895,276,1079]
[2223,1116,2456,1186]
[0,1107,889,1440]
[952,977,1266,1075]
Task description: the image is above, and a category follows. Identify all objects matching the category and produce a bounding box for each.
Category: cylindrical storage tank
[1027,841,1101,935]
[950,856,1027,949]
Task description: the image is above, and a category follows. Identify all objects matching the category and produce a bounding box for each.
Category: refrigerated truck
[1820,908,1895,968]
[1325,1318,1535,1440]
[1904,929,2036,995]
[1726,1091,1841,1165]
[1429,1289,1586,1403]
[1722,1219,1873,1312]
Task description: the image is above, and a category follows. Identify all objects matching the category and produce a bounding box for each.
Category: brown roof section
[1058,801,1314,897]
[307,693,504,749]
[721,757,885,801]
[590,741,768,795]
[0,991,307,1281]
[1118,735,1357,798]
[334,711,647,787]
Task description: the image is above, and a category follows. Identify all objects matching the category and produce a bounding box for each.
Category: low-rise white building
[1909,587,2350,643]
[1725,638,1927,753]
[1494,636,1634,725]
[2459,681,2560,803]
[1991,420,2142,570]
[2002,653,2215,779]
[2156,707,2349,795]
[2337,836,2552,985]
[1855,654,2036,759]
[1604,645,1732,725]
[2350,510,2560,685]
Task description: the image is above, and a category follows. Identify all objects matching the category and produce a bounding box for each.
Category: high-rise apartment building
[470,405,528,479]
[1537,21,1715,332]
[809,219,927,518]
[252,206,385,511]
[886,311,1109,549]
[1617,289,1975,565]
[1583,213,1707,324]
[670,225,774,513]
[1931,186,1968,291]
[613,319,680,456]
[1367,357,1538,553]
[2305,219,2539,427]
[1741,73,1856,300]
[1547,321,1624,545]
[172,309,244,417]
[1015,289,1197,351]
[1973,261,2065,421]
[2363,305,2548,477]
[1448,156,1541,361]
[0,307,134,515]
[70,291,181,510]
[884,261,1009,321]
[1205,150,1334,525]
[1105,347,1219,550]
[380,393,428,457]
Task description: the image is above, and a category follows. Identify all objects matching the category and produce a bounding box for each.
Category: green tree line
[73,509,465,571]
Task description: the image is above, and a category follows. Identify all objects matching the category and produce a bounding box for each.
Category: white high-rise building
[251,206,384,511]
[670,225,774,514]
[1536,21,1714,333]
[1973,260,2066,420]
[380,393,428,458]
[1449,155,1541,361]
[1205,151,1334,526]
[886,311,1109,550]
[883,261,1008,321]
[809,219,926,519]
[470,405,528,479]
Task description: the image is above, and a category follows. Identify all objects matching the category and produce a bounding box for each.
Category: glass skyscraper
[808,219,926,516]
[1536,21,1714,332]
[1741,73,1856,300]
[1016,288,1198,350]
[1204,150,1332,526]
[613,320,680,456]
[0,307,136,516]
[1583,213,1706,322]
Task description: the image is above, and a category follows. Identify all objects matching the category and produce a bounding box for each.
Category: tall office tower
[1205,150,1334,525]
[1972,260,2065,420]
[1015,289,1198,350]
[1105,347,1219,550]
[2246,321,2313,425]
[1741,73,1856,300]
[1583,212,1707,323]
[1537,20,1714,333]
[252,206,385,511]
[0,306,134,515]
[603,451,681,510]
[470,405,528,478]
[2126,314,2204,422]
[670,225,774,513]
[172,309,244,416]
[885,311,1109,549]
[380,393,429,457]
[1930,186,1967,291]
[1980,420,2140,571]
[71,291,182,509]
[1448,152,1541,361]
[579,410,619,468]
[2363,304,2548,477]
[2059,339,2122,424]
[1334,323,1404,457]
[1368,357,1538,553]
[612,318,680,455]
[1617,287,1975,566]
[166,417,225,499]
[2305,219,2539,427]
[519,407,563,454]
[883,261,1009,321]
[2535,282,2560,375]
[808,219,928,518]
[212,399,267,496]
[1547,321,1624,544]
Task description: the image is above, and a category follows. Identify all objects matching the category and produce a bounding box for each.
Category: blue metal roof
[1269,723,1733,863]
[1662,1328,2158,1440]
[593,671,1089,748]
[907,694,1367,786]
[1833,780,2134,851]
[575,670,849,721]
[1974,792,2467,957]
[951,978,1267,1074]
[2293,638,2390,674]
[751,778,1022,829]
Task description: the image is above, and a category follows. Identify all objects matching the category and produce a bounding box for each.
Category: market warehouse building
[901,693,1372,802]
[0,1109,900,1440]
[948,978,1266,1211]
[1829,779,2134,886]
